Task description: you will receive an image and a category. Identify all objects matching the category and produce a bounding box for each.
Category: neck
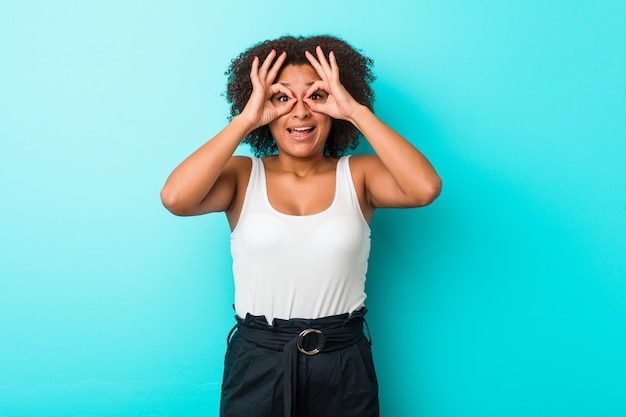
[271,153,332,178]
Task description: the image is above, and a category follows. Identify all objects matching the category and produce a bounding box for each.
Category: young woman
[161,35,442,417]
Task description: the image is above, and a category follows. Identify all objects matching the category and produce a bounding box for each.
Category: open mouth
[287,126,316,139]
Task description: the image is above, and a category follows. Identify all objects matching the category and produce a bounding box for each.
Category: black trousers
[220,309,379,417]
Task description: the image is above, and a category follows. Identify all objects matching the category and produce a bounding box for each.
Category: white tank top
[230,156,371,323]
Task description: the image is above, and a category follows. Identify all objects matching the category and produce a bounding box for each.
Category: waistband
[227,308,370,417]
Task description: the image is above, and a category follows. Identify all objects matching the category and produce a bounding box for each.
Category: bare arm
[160,50,296,216]
[348,106,442,209]
[303,47,441,211]
[160,118,253,216]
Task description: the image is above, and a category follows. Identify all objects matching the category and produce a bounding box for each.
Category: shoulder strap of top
[238,157,267,218]
[335,155,359,208]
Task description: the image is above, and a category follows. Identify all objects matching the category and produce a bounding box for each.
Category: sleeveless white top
[230,156,371,323]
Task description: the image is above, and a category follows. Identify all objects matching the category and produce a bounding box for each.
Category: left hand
[304,46,361,120]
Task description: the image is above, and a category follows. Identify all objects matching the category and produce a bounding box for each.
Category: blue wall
[1,1,625,416]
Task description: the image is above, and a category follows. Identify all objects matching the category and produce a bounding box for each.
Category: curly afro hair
[224,35,375,157]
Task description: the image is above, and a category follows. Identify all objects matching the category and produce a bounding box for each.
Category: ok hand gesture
[239,50,296,130]
[303,46,361,121]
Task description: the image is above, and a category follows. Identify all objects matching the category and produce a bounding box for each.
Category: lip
[287,124,316,140]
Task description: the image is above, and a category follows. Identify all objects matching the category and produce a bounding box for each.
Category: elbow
[424,178,443,205]
[160,187,179,215]
[160,187,191,216]
[410,177,442,207]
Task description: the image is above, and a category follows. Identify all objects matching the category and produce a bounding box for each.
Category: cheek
[318,117,333,137]
[268,118,285,138]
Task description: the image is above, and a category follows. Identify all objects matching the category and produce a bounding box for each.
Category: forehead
[277,64,321,84]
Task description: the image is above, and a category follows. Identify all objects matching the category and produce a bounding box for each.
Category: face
[269,64,332,158]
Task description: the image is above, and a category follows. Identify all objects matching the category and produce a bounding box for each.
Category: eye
[309,91,327,101]
[272,94,291,103]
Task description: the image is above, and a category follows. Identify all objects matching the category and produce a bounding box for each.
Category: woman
[161,35,442,417]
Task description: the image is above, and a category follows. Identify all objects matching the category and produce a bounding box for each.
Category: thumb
[302,97,328,115]
[275,98,297,117]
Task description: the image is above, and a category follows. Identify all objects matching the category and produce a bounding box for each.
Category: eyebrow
[280,82,316,87]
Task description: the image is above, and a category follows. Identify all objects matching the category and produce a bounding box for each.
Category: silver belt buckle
[297,328,322,355]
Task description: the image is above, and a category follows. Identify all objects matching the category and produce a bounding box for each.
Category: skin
[161,46,442,228]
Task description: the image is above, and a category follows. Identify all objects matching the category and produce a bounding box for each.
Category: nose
[291,97,311,119]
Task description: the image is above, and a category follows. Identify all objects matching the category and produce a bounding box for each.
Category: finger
[270,82,295,99]
[258,49,277,80]
[328,50,340,83]
[302,96,329,116]
[305,50,326,80]
[249,55,260,86]
[266,51,287,83]
[303,81,330,114]
[275,98,298,116]
[315,46,332,77]
[303,80,326,100]
[270,84,297,115]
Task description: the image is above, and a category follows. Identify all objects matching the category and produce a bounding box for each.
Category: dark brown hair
[224,35,375,157]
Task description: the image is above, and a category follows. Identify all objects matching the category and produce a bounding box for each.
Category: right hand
[238,50,296,130]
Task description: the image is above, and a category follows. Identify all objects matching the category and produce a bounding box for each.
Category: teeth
[292,127,312,132]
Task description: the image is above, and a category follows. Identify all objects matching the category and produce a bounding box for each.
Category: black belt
[228,309,370,417]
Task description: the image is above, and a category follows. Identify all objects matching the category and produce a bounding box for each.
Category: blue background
[1,1,625,416]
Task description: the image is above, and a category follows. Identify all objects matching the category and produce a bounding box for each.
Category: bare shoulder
[348,153,380,164]
[228,155,253,174]
[347,153,384,183]
[347,153,383,176]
